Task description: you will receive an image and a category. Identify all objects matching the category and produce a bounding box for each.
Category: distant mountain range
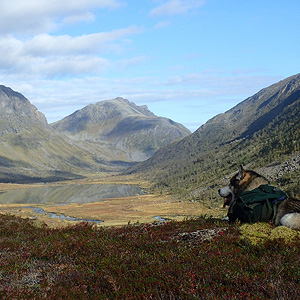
[0,86,190,182]
[128,74,300,201]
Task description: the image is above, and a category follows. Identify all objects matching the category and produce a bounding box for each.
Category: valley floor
[0,174,223,227]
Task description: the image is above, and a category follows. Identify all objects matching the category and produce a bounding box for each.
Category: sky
[0,0,300,132]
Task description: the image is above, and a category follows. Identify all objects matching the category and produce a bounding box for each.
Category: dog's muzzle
[218,186,234,207]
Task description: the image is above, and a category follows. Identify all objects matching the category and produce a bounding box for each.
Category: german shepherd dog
[218,165,300,230]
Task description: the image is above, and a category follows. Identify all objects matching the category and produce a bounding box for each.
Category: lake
[0,183,146,204]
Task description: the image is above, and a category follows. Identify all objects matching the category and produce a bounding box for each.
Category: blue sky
[0,0,299,132]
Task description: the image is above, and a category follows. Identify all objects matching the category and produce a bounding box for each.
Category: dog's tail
[280,213,300,230]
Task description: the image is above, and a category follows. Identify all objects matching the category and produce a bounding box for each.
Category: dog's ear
[237,165,245,180]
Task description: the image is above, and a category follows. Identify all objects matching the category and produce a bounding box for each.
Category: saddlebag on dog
[227,184,287,223]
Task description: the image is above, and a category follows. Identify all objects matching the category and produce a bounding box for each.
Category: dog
[218,165,300,230]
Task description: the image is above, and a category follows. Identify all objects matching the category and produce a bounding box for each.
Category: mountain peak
[0,85,48,131]
[0,85,28,102]
[97,97,155,117]
[114,97,128,102]
[52,98,190,161]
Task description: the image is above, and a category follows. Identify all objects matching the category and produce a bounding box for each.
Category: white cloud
[116,56,148,71]
[0,26,143,78]
[150,0,205,17]
[0,0,121,34]
[62,12,96,26]
[166,71,272,87]
[154,21,172,29]
[38,56,110,77]
[22,26,143,56]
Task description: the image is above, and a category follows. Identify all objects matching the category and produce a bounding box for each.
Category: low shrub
[0,214,299,299]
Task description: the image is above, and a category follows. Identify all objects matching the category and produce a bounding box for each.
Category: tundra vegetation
[1,214,300,299]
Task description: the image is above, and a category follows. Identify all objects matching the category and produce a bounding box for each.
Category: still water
[0,184,146,204]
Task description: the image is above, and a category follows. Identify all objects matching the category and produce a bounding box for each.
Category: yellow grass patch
[239,222,300,245]
[0,193,221,228]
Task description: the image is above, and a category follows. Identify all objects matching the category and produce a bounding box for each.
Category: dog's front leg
[274,200,288,226]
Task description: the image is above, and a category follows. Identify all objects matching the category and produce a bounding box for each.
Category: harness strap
[272,195,287,204]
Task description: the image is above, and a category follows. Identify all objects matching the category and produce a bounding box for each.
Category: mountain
[51,97,191,161]
[0,86,124,182]
[0,86,190,182]
[127,74,300,201]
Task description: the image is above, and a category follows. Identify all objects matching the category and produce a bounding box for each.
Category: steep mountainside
[0,86,128,182]
[128,74,300,201]
[52,97,190,161]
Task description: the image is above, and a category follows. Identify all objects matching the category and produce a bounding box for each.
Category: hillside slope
[0,86,124,182]
[52,97,190,161]
[128,74,300,199]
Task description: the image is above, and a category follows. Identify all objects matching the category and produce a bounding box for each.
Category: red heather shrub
[0,215,300,299]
